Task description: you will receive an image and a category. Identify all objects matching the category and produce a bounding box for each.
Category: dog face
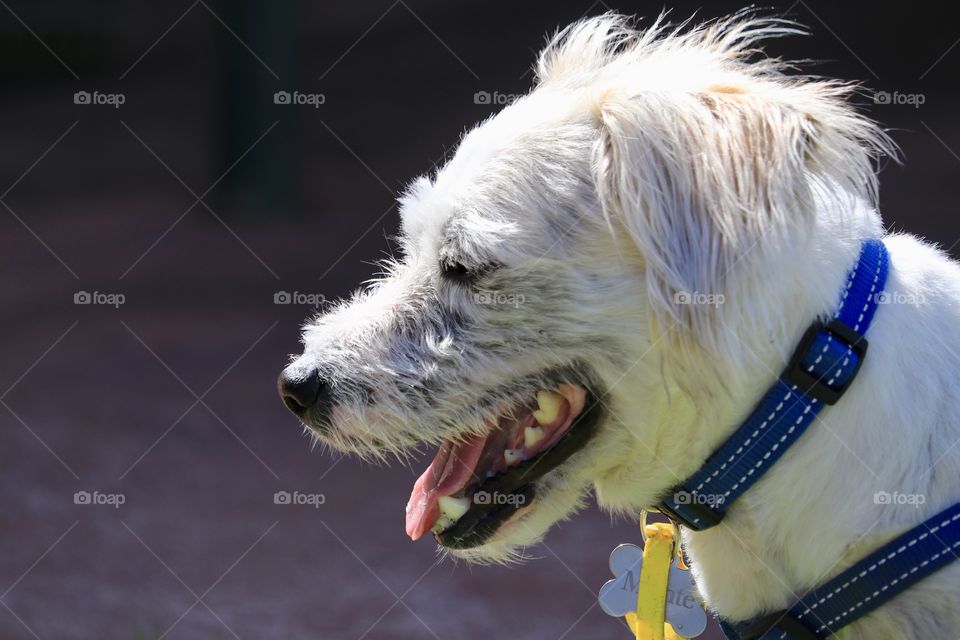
[280,13,890,562]
[283,91,660,560]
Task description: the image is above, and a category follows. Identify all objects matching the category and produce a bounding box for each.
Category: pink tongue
[405,433,487,540]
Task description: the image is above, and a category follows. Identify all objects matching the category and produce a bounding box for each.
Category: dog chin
[440,481,592,564]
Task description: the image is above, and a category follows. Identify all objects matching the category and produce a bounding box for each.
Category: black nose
[277,366,331,419]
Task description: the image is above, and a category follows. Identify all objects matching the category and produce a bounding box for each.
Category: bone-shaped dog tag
[598,543,707,638]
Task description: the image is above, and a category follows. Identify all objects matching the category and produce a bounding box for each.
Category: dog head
[279,12,891,562]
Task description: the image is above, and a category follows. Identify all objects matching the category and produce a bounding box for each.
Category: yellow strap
[625,522,676,640]
[625,614,683,639]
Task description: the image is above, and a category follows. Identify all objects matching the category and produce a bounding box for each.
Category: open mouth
[405,381,601,549]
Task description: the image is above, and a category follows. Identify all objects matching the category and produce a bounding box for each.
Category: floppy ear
[591,86,883,363]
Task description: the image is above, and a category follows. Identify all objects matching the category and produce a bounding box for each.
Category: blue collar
[656,238,889,529]
[648,239,960,639]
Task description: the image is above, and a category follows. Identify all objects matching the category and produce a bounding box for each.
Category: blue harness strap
[657,239,889,529]
[649,238,960,638]
[721,502,960,639]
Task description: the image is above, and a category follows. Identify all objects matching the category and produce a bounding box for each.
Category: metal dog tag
[598,543,707,638]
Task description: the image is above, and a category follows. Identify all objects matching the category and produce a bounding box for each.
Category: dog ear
[591,86,885,364]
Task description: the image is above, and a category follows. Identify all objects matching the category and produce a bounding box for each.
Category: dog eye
[440,260,473,282]
[439,260,494,283]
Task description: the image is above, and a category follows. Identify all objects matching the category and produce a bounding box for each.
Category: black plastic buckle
[656,489,725,532]
[782,318,868,405]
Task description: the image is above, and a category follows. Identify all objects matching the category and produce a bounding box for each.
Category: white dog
[280,12,960,639]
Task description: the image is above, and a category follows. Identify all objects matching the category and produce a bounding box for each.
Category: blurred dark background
[0,2,957,639]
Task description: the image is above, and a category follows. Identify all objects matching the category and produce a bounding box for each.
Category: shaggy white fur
[286,11,960,638]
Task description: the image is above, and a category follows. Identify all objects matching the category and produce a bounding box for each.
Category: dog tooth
[432,495,471,533]
[524,426,545,448]
[533,390,565,425]
[504,449,522,465]
[438,495,470,521]
[432,515,455,533]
